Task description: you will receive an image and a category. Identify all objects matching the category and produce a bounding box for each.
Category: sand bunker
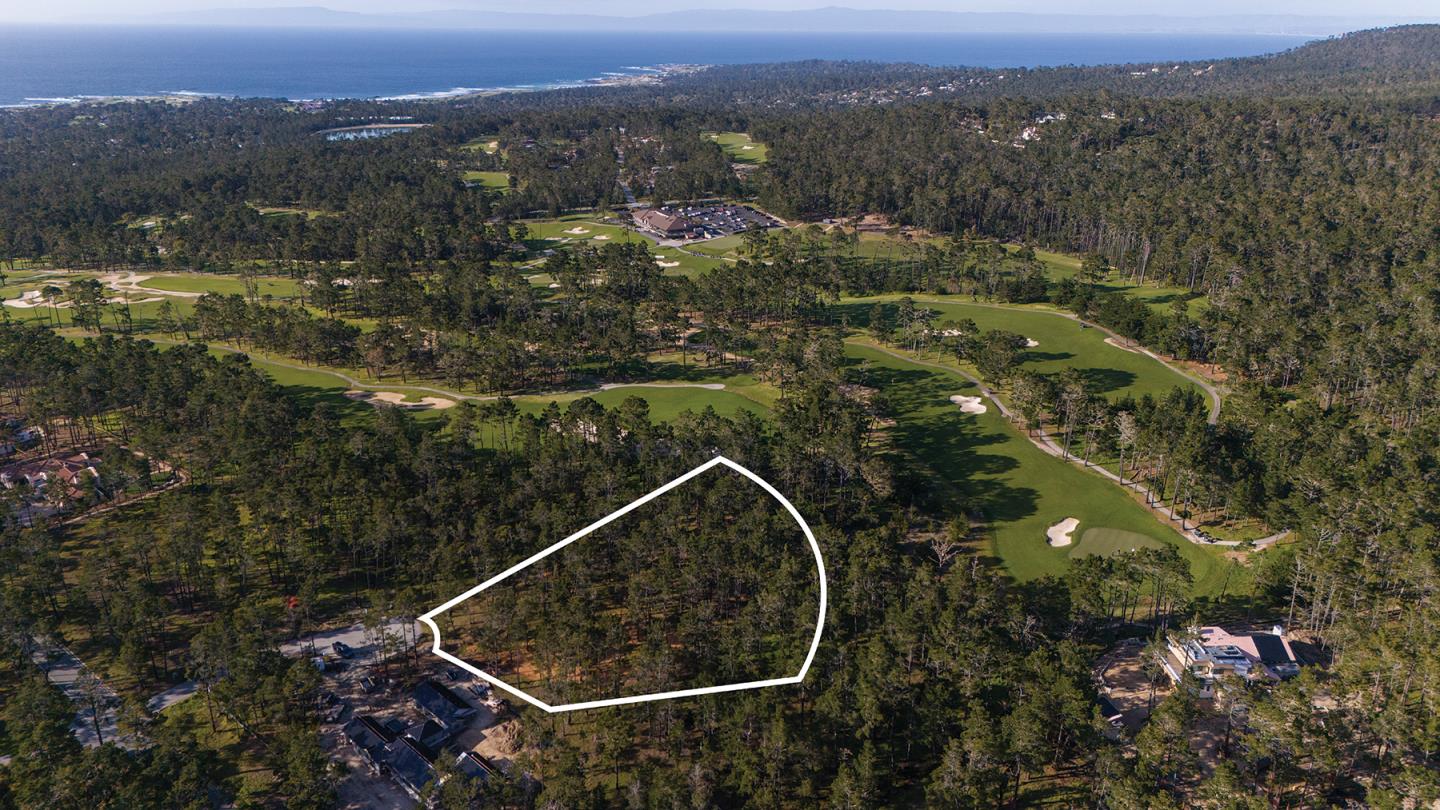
[4,290,46,309]
[655,260,681,268]
[562,227,591,235]
[592,234,611,240]
[949,394,988,414]
[1025,338,1040,348]
[345,390,456,410]
[1047,517,1080,547]
[741,145,756,150]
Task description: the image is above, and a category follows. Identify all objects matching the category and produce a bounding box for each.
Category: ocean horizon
[0,25,1315,107]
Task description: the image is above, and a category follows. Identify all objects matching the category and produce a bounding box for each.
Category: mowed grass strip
[1025,246,1208,316]
[839,296,1202,402]
[463,170,512,193]
[138,274,303,298]
[705,131,768,164]
[461,136,501,154]
[1071,527,1164,558]
[844,342,1234,596]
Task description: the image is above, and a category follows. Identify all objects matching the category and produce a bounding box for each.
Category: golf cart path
[853,341,1279,549]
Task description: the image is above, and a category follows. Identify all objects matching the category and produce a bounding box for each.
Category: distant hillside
[608,24,1440,105]
[132,6,1438,36]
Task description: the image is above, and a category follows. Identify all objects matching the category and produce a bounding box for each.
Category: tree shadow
[848,359,1038,525]
[1023,350,1075,363]
[828,301,892,329]
[280,384,372,420]
[1076,367,1137,395]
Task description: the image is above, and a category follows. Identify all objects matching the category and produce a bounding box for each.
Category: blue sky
[5,0,1435,24]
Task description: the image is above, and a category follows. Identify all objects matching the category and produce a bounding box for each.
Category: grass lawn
[509,385,768,423]
[461,136,501,154]
[463,170,512,193]
[138,274,303,299]
[1025,247,1208,316]
[648,247,728,278]
[521,215,640,246]
[161,694,277,801]
[838,296,1203,403]
[684,234,748,259]
[518,215,721,278]
[705,131,768,164]
[164,337,772,428]
[10,298,202,333]
[1071,527,1164,558]
[843,342,1239,597]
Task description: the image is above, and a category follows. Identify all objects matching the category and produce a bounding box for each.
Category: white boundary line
[418,455,827,713]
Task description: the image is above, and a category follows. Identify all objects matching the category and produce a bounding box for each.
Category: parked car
[332,641,354,659]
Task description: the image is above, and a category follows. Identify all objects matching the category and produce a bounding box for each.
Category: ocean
[0,25,1314,107]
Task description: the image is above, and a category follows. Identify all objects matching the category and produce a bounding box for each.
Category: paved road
[853,341,1281,549]
[29,637,131,748]
[146,680,199,713]
[280,619,426,662]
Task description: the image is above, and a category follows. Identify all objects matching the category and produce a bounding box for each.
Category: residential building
[385,736,438,801]
[1163,625,1301,696]
[413,679,477,729]
[0,452,100,502]
[342,715,397,773]
[455,751,495,784]
[403,718,451,752]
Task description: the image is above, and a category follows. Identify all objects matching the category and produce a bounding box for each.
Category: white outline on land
[418,455,827,713]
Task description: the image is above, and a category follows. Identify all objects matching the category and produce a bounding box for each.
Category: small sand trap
[655,260,681,268]
[592,234,611,240]
[562,227,591,235]
[4,290,45,309]
[345,390,456,410]
[741,145,756,150]
[548,282,561,289]
[1025,338,1040,348]
[1047,517,1080,547]
[949,394,987,414]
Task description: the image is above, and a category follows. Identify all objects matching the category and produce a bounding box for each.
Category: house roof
[403,718,450,751]
[455,751,494,783]
[1251,633,1296,666]
[1195,625,1297,672]
[1,454,100,499]
[342,715,395,759]
[636,209,691,232]
[414,679,474,725]
[385,736,437,795]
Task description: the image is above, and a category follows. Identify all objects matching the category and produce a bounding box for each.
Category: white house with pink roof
[1164,625,1301,697]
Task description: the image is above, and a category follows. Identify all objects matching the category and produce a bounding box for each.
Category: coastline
[0,63,711,110]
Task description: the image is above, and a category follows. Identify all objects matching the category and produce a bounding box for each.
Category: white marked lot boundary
[418,455,827,713]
